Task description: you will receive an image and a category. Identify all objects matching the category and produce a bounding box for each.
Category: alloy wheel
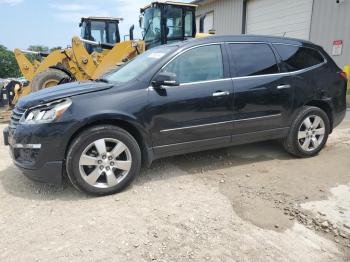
[297,115,325,152]
[79,138,132,188]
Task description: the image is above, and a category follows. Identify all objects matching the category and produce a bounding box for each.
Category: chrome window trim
[150,41,327,88]
[229,59,326,80]
[160,113,282,133]
[179,77,231,86]
[148,78,232,90]
[149,63,326,87]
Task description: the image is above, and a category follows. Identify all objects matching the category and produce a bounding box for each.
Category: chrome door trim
[234,113,282,123]
[160,120,234,133]
[159,114,282,133]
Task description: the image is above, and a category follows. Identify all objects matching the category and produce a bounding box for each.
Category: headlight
[22,99,72,124]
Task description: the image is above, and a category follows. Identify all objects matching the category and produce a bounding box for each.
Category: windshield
[143,7,161,46]
[104,46,177,83]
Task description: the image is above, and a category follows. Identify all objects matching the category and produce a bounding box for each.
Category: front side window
[229,43,279,77]
[162,45,224,84]
[273,44,325,72]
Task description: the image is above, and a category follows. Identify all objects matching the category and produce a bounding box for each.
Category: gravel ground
[0,112,350,262]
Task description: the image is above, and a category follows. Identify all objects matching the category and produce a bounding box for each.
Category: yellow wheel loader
[6,1,209,109]
[11,17,144,105]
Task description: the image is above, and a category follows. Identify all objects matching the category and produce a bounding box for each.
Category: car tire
[66,125,141,195]
[282,106,330,157]
[31,68,69,92]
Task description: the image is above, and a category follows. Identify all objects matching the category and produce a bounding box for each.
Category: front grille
[9,106,25,129]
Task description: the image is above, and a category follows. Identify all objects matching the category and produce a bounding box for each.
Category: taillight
[339,71,348,80]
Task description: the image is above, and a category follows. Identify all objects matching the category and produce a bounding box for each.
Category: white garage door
[196,11,214,33]
[246,0,313,40]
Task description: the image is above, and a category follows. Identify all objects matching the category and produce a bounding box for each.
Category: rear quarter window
[273,44,325,72]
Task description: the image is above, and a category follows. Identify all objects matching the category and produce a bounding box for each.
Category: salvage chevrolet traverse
[3,35,347,195]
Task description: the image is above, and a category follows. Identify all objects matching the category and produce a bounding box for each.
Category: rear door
[227,42,294,134]
[273,43,328,102]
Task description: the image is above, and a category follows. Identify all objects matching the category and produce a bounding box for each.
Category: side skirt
[151,127,289,161]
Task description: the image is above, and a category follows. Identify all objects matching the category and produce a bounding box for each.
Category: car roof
[176,34,317,49]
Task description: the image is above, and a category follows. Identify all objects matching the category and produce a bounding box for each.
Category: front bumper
[3,126,65,184]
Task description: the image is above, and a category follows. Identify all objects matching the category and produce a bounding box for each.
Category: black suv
[3,35,347,195]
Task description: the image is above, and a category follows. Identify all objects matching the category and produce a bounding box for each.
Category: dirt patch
[0,114,350,261]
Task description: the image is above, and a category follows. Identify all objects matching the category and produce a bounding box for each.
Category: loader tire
[31,68,69,92]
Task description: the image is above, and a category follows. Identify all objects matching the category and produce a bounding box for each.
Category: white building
[193,0,349,67]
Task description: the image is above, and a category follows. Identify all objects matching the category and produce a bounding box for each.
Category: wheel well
[305,100,333,131]
[65,119,150,165]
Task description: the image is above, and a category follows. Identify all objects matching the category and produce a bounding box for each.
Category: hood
[17,81,113,109]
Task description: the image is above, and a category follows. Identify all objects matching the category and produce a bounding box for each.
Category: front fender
[63,111,151,152]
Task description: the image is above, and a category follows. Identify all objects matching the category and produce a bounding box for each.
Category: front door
[227,42,294,134]
[146,44,234,153]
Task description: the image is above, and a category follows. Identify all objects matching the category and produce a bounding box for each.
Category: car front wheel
[66,125,141,195]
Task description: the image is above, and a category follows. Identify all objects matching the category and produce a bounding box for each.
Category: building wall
[195,0,243,35]
[310,0,350,68]
[195,0,349,68]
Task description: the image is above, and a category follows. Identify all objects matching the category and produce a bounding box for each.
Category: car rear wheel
[282,106,330,157]
[66,125,141,195]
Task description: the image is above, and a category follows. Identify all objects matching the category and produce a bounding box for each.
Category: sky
[0,0,172,50]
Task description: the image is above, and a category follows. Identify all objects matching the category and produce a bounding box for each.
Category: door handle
[276,84,291,89]
[212,91,230,97]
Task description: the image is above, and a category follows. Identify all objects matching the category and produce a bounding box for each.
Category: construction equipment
[6,1,209,108]
[15,17,123,84]
[140,1,198,49]
[9,16,144,105]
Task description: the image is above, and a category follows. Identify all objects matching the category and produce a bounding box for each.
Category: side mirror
[152,72,179,88]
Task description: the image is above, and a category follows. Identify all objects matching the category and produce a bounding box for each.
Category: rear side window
[273,44,325,72]
[163,45,224,84]
[228,43,279,77]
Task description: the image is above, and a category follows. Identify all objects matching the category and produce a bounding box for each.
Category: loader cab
[80,17,122,53]
[140,2,197,50]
